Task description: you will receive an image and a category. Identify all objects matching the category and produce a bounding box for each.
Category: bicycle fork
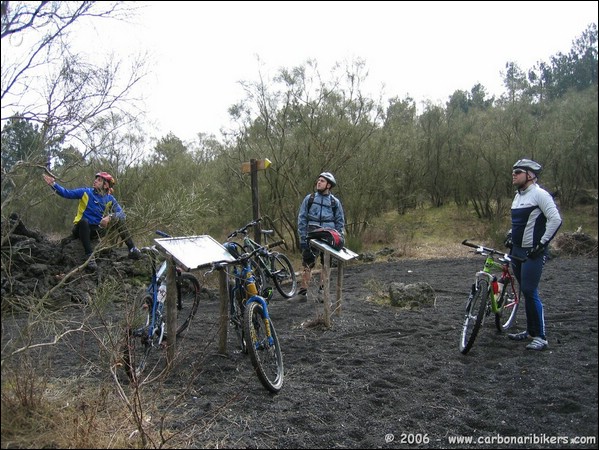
[472,271,499,319]
[247,295,275,348]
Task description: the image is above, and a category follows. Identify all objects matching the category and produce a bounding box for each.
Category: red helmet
[95,171,115,187]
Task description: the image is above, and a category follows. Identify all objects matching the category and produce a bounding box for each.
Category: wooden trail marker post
[241,158,271,244]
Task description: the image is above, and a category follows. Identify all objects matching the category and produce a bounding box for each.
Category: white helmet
[513,159,542,175]
[319,172,336,187]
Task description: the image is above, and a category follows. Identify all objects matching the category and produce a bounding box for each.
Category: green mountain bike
[459,240,526,355]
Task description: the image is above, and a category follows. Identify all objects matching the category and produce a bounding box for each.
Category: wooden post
[335,261,344,315]
[242,158,271,245]
[322,252,331,327]
[165,256,177,366]
[250,159,261,244]
[218,268,228,354]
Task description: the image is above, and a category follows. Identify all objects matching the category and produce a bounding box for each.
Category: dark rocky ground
[1,217,597,448]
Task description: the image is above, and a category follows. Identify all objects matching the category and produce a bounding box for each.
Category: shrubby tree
[1,1,147,228]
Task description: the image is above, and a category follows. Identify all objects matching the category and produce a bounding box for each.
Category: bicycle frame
[244,234,280,279]
[477,252,515,315]
[226,218,297,298]
[225,244,275,343]
[149,256,165,339]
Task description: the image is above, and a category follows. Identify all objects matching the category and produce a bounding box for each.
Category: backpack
[307,227,345,251]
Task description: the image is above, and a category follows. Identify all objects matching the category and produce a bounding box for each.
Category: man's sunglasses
[512,169,526,175]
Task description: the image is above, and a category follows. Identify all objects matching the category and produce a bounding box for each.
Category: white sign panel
[310,240,359,261]
[154,235,236,271]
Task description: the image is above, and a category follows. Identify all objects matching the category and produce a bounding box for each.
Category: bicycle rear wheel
[175,272,201,335]
[270,253,297,298]
[459,280,488,354]
[123,293,165,381]
[494,281,519,332]
[243,300,284,393]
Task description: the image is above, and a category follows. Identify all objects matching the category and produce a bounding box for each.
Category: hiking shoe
[87,256,97,271]
[290,288,307,302]
[129,247,142,260]
[526,337,548,351]
[508,331,529,341]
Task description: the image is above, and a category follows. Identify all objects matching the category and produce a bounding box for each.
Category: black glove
[526,242,546,259]
[504,231,513,249]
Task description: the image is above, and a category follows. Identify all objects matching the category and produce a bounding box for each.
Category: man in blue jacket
[43,171,141,270]
[293,172,345,302]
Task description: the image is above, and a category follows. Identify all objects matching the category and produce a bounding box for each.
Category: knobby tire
[459,279,489,354]
[494,281,519,332]
[270,253,297,298]
[243,301,284,393]
[176,272,201,335]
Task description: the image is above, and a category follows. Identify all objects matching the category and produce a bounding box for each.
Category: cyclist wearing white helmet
[506,158,562,350]
[292,172,345,302]
[43,171,141,270]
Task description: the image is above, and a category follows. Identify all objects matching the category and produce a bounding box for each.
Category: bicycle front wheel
[123,293,165,382]
[175,272,201,336]
[494,281,519,332]
[270,253,297,298]
[459,280,489,355]
[243,301,284,393]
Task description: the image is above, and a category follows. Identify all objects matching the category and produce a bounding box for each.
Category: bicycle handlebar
[226,218,263,239]
[462,240,526,263]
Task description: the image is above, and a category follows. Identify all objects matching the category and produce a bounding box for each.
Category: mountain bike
[123,231,201,381]
[226,218,297,298]
[210,243,284,393]
[459,240,526,355]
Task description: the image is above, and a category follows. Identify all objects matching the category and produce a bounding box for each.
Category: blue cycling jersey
[51,183,126,226]
[511,183,562,248]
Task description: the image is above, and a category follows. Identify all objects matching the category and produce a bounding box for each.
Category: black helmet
[513,159,542,175]
[319,172,336,187]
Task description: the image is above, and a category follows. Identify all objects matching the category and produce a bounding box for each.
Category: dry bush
[553,231,598,257]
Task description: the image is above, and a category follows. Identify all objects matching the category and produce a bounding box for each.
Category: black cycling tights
[72,218,134,256]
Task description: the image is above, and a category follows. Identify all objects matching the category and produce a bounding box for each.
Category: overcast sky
[13,1,599,143]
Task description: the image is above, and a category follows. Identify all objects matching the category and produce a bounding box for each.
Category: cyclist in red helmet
[43,171,141,270]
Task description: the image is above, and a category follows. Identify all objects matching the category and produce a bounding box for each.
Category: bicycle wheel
[494,281,519,332]
[270,253,297,298]
[243,300,284,393]
[459,280,489,355]
[123,293,165,381]
[175,272,201,335]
